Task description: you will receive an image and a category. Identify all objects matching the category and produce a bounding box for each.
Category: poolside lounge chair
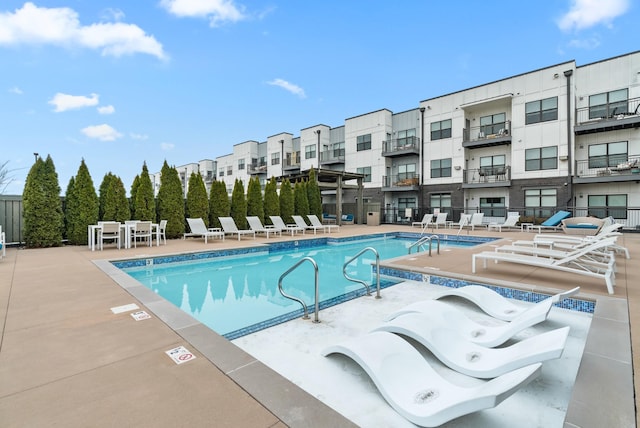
[373,314,569,378]
[494,236,619,265]
[247,216,281,238]
[219,217,256,241]
[385,296,560,347]
[451,214,471,231]
[468,212,486,230]
[292,215,324,235]
[322,331,541,427]
[488,214,520,232]
[269,215,305,236]
[432,285,580,321]
[423,212,448,231]
[527,210,571,233]
[472,242,616,294]
[411,213,433,228]
[307,214,340,233]
[185,218,225,243]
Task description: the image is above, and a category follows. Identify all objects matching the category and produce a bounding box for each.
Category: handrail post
[343,247,381,299]
[278,257,320,323]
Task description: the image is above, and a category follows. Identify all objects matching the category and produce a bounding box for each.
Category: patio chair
[527,210,571,233]
[185,218,225,243]
[219,217,256,241]
[411,213,433,228]
[247,216,281,238]
[158,219,167,245]
[292,215,323,235]
[322,331,541,427]
[494,236,619,265]
[131,221,153,248]
[269,215,305,236]
[488,214,520,232]
[98,221,121,250]
[307,214,340,233]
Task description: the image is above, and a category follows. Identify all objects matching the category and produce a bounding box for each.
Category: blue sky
[1,0,637,195]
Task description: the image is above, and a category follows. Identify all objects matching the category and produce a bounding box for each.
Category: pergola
[280,168,365,225]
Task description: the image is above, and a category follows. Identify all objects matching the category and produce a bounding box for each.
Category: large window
[588,142,627,168]
[305,144,316,159]
[271,152,280,165]
[430,158,452,178]
[589,89,628,119]
[430,193,452,217]
[480,197,506,217]
[525,146,557,171]
[525,97,558,124]
[238,159,245,170]
[356,166,371,182]
[333,142,345,157]
[397,129,416,147]
[430,119,452,140]
[397,197,416,213]
[588,194,627,219]
[226,166,233,175]
[357,134,372,151]
[525,188,557,218]
[480,113,506,136]
[398,163,416,181]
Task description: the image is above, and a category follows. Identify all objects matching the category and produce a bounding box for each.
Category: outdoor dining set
[88,220,167,251]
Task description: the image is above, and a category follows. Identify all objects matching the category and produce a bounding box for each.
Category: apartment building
[172,50,640,227]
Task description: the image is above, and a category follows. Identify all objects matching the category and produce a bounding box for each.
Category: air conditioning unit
[559,155,568,161]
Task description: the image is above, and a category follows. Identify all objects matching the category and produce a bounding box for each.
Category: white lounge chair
[472,242,616,294]
[432,285,580,321]
[269,215,305,236]
[292,215,323,235]
[411,213,433,228]
[452,214,471,232]
[421,212,448,232]
[246,216,281,238]
[467,212,485,230]
[488,214,520,232]
[219,217,256,241]
[322,331,541,427]
[185,218,225,243]
[373,314,569,378]
[494,236,619,264]
[307,214,339,233]
[385,297,558,347]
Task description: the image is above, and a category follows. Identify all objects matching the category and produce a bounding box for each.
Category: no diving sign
[165,346,196,365]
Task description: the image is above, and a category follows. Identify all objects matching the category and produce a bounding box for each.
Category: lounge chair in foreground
[527,210,571,233]
[219,217,256,241]
[247,216,281,238]
[307,214,340,233]
[270,215,305,236]
[373,314,569,378]
[185,218,225,243]
[322,331,541,427]
[432,285,580,321]
[292,215,323,235]
[385,298,557,347]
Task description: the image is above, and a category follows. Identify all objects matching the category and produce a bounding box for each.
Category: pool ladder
[278,257,320,323]
[343,247,381,299]
[408,235,440,256]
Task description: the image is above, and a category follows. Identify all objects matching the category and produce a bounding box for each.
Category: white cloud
[0,2,167,60]
[130,133,149,140]
[567,37,601,49]
[160,0,246,27]
[267,78,306,99]
[97,105,115,114]
[9,86,23,94]
[160,142,175,151]
[49,93,99,112]
[81,124,122,141]
[558,0,630,31]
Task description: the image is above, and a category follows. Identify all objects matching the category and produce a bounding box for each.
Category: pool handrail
[343,247,381,299]
[408,235,440,256]
[278,256,320,323]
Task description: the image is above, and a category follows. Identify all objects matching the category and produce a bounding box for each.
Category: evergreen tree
[102,174,130,222]
[209,180,229,229]
[186,172,209,225]
[23,155,63,247]
[64,176,76,241]
[263,176,280,225]
[133,162,155,221]
[130,175,140,217]
[65,159,99,245]
[156,161,185,239]
[294,180,310,219]
[307,167,323,218]
[230,179,247,229]
[246,176,264,222]
[279,178,294,224]
[98,173,114,220]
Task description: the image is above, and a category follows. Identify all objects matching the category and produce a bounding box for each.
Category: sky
[1,0,638,195]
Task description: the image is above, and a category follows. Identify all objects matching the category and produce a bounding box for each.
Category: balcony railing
[463,166,511,184]
[248,163,268,174]
[283,152,300,171]
[320,150,345,164]
[576,97,640,124]
[381,137,420,156]
[382,174,420,189]
[575,155,640,178]
[462,122,511,147]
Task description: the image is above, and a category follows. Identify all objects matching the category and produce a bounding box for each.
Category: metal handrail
[343,247,381,299]
[278,257,320,323]
[408,235,440,256]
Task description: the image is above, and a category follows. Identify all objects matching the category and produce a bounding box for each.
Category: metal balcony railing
[463,166,511,184]
[248,163,268,174]
[320,149,345,164]
[381,137,420,155]
[575,155,640,178]
[382,174,420,187]
[463,121,511,143]
[576,97,640,124]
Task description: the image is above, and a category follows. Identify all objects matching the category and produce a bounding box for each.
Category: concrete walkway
[0,225,637,427]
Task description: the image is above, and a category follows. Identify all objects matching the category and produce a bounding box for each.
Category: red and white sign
[165,346,196,365]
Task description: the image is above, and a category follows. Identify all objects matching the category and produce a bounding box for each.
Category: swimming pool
[117,233,486,338]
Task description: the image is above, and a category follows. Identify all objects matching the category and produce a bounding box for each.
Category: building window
[588,141,627,168]
[525,97,558,124]
[226,166,233,175]
[219,170,224,177]
[397,197,416,211]
[305,144,316,159]
[588,194,627,219]
[480,113,506,136]
[357,166,371,182]
[430,193,451,217]
[480,197,506,218]
[589,88,628,119]
[430,158,452,178]
[480,155,506,177]
[525,146,557,171]
[333,142,345,157]
[238,159,245,170]
[430,119,452,140]
[357,134,372,151]
[271,152,280,165]
[397,163,416,182]
[525,188,557,218]
[397,129,417,146]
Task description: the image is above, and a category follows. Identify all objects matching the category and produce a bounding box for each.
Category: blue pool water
[120,234,481,338]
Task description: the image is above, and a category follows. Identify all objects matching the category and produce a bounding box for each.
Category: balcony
[381,174,420,191]
[461,166,511,188]
[462,122,511,149]
[320,150,345,165]
[248,163,268,174]
[283,152,300,172]
[381,137,420,157]
[575,97,640,135]
[574,155,640,184]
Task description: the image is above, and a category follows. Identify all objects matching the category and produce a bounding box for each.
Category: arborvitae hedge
[279,178,294,224]
[230,179,247,229]
[246,176,264,222]
[209,180,230,229]
[294,180,309,219]
[307,167,322,218]
[186,172,209,226]
[65,159,99,245]
[156,161,185,239]
[133,162,155,221]
[23,155,63,248]
[263,176,279,225]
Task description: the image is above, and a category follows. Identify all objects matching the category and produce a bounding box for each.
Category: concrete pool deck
[0,225,637,427]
